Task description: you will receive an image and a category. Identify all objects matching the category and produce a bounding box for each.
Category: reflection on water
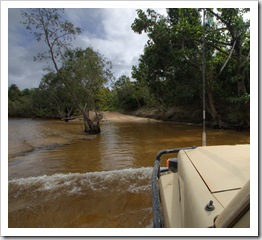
[100,124,135,170]
[8,118,250,228]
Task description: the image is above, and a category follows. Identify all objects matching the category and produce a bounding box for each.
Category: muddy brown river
[8,116,250,228]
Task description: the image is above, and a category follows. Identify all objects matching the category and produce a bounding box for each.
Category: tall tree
[132,9,202,106]
[131,8,250,128]
[205,9,250,94]
[205,8,250,127]
[21,8,111,134]
[61,47,113,131]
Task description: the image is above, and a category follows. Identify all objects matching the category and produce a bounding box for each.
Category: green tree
[205,8,250,127]
[21,8,112,134]
[30,88,56,118]
[39,72,75,118]
[8,84,21,101]
[8,84,34,117]
[132,9,202,107]
[114,75,149,111]
[131,8,250,128]
[61,47,113,128]
[96,87,117,111]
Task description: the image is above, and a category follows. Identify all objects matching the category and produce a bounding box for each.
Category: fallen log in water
[61,116,76,122]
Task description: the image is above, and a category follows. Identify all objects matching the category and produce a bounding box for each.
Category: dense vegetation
[131,8,250,128]
[9,8,250,129]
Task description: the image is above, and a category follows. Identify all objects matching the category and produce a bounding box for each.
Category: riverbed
[8,113,250,228]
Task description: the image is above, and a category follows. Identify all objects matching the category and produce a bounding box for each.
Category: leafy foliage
[61,47,113,111]
[113,75,150,110]
[131,8,250,128]
[8,85,33,118]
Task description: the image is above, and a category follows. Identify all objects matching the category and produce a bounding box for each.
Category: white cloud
[69,8,149,81]
[8,8,155,89]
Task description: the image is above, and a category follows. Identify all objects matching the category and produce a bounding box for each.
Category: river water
[8,117,250,228]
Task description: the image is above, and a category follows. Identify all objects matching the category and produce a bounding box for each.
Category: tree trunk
[55,70,101,134]
[206,87,223,128]
[235,40,247,96]
[80,108,101,134]
[205,69,224,128]
[61,82,101,135]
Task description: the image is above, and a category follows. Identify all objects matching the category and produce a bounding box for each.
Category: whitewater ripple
[9,167,153,198]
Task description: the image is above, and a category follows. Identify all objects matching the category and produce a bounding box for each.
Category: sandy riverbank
[101,111,160,123]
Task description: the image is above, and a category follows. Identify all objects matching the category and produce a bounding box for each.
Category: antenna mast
[202,8,206,146]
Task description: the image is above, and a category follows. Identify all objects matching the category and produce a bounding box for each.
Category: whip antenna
[202,8,206,146]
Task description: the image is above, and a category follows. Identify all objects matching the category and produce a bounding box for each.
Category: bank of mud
[127,106,203,126]
[124,106,249,131]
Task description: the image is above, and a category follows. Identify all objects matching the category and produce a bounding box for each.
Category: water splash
[9,167,153,198]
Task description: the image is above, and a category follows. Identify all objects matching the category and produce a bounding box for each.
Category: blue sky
[8,7,166,90]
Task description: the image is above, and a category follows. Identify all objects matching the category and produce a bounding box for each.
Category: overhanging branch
[219,40,237,75]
